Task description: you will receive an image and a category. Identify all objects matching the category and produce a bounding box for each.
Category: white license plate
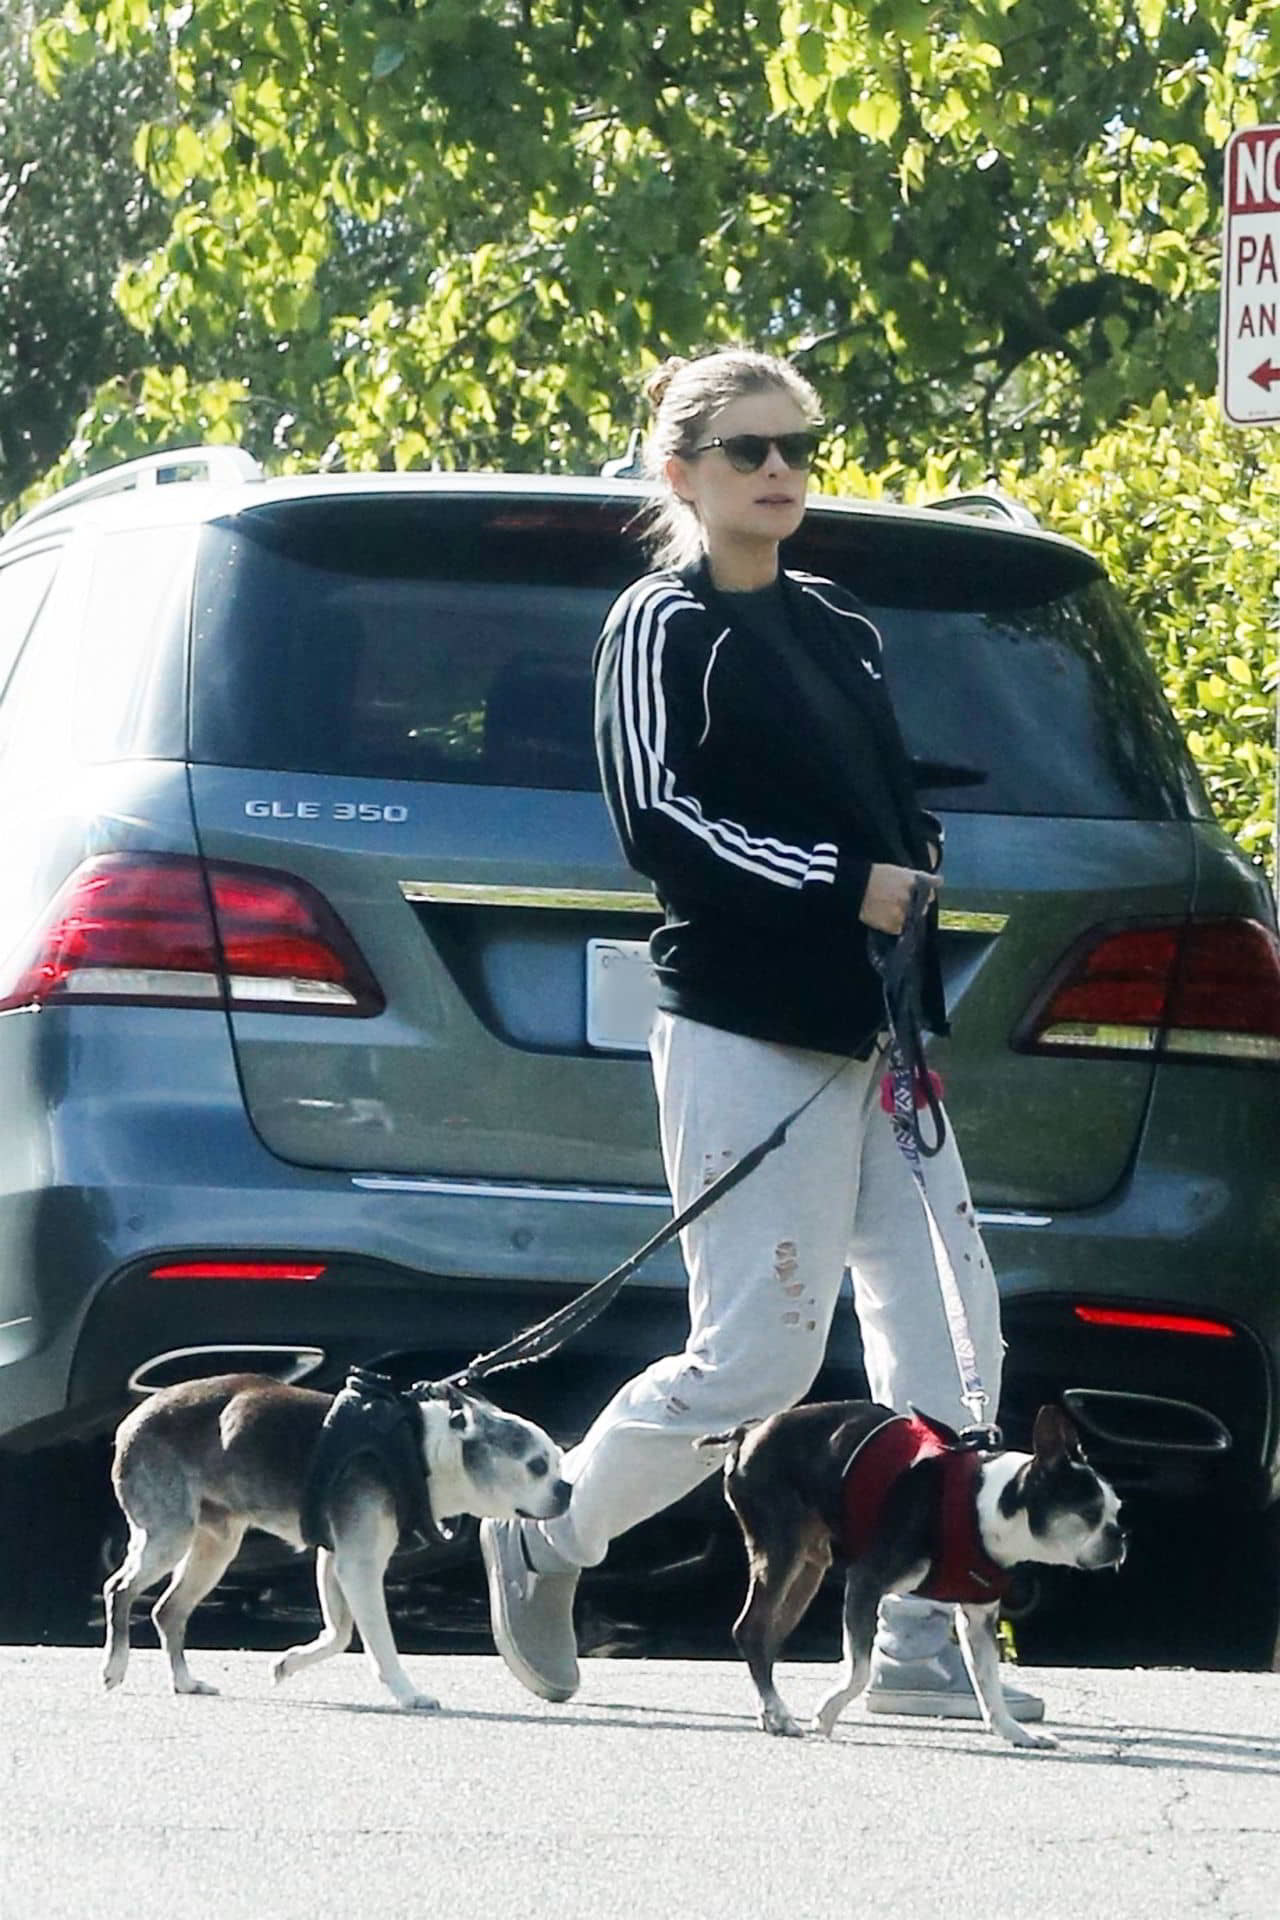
[586,938,658,1052]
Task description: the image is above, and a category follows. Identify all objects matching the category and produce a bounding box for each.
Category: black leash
[299,1060,855,1548]
[446,1051,855,1389]
[447,881,943,1389]
[302,881,976,1542]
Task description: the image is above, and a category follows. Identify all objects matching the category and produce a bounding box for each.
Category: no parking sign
[1219,125,1280,427]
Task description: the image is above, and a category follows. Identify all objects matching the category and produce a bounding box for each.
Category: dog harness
[838,1410,1012,1604]
[300,1368,447,1553]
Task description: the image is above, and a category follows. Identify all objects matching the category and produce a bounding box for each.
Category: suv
[1,449,1277,1662]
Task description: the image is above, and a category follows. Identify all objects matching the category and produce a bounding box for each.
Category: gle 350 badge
[244,800,410,822]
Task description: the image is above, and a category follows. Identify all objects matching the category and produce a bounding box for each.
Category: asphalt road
[2,1646,1277,1920]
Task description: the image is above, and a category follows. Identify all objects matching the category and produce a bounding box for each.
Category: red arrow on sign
[1248,358,1280,390]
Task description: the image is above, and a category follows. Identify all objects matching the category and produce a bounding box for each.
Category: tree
[0,1,170,509]
[26,0,1279,489]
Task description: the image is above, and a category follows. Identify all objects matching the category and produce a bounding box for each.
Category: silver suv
[1,448,1277,1663]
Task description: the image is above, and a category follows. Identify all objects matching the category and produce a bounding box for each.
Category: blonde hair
[639,348,822,570]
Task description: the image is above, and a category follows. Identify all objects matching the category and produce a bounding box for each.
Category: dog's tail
[693,1420,758,1469]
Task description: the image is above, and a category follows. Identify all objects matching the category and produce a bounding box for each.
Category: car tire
[0,1441,111,1644]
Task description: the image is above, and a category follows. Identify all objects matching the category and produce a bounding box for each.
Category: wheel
[0,1440,111,1644]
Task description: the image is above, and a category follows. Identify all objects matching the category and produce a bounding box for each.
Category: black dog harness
[300,1368,452,1553]
[838,1409,1012,1605]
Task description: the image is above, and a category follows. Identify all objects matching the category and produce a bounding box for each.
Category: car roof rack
[9,445,264,537]
[923,488,1040,530]
[599,429,645,480]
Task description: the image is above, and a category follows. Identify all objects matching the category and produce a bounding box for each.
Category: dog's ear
[1031,1404,1082,1466]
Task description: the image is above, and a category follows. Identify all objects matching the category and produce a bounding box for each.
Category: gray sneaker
[479,1518,580,1703]
[865,1638,1044,1722]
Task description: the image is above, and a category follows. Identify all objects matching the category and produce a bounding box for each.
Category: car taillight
[1017,918,1280,1063]
[1073,1305,1235,1338]
[0,854,384,1016]
[149,1261,326,1282]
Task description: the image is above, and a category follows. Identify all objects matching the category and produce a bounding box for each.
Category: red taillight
[0,854,384,1017]
[206,867,384,1012]
[1018,919,1280,1063]
[150,1261,326,1283]
[1074,1306,1235,1339]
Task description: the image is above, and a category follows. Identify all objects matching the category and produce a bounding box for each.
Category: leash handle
[868,875,946,1160]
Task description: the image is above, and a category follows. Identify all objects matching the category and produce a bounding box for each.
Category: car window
[0,529,191,771]
[0,546,60,699]
[190,496,1202,819]
[75,527,192,762]
[870,582,1207,820]
[0,543,91,774]
[192,502,616,790]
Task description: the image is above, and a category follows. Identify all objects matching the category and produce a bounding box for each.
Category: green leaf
[372,44,407,81]
[848,91,902,142]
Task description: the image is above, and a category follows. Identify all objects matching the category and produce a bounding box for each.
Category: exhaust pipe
[128,1344,326,1395]
[1062,1387,1232,1455]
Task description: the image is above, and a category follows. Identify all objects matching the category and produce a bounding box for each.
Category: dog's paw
[101,1667,125,1692]
[810,1706,841,1739]
[173,1678,220,1698]
[1005,1724,1059,1752]
[398,1691,440,1713]
[272,1653,298,1687]
[760,1707,806,1739]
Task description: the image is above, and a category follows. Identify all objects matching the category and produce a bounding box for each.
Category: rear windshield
[190,496,1204,819]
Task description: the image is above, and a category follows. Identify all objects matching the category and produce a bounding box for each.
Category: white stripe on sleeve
[615,579,839,892]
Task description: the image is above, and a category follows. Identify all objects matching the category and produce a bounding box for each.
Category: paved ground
[2,1647,1276,1920]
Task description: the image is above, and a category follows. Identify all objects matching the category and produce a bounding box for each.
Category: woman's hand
[858,863,942,934]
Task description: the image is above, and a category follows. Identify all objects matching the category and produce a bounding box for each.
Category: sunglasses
[688,431,821,473]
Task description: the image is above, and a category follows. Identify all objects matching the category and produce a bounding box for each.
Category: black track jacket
[593,557,946,1057]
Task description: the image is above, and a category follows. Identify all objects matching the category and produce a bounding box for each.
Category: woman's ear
[665,451,695,506]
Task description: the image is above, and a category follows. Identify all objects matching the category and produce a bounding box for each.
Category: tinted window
[872,581,1204,819]
[190,496,1202,819]
[192,501,618,789]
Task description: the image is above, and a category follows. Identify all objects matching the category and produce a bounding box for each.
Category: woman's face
[666,388,813,555]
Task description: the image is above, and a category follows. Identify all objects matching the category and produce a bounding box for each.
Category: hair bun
[643,356,689,415]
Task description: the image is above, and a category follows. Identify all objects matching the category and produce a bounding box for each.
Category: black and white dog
[102,1372,570,1710]
[699,1401,1126,1749]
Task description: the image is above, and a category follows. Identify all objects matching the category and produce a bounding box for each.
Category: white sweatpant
[532,1012,1004,1659]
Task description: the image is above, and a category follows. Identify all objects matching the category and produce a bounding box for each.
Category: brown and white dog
[699,1400,1126,1749]
[102,1372,570,1710]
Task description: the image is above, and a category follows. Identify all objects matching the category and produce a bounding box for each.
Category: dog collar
[838,1410,1013,1605]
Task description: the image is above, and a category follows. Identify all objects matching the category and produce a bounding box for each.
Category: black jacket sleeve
[594,575,874,927]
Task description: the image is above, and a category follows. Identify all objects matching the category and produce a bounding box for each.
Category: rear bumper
[1,1158,1276,1509]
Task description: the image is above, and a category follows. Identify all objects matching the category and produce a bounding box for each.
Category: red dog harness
[838,1411,1012,1604]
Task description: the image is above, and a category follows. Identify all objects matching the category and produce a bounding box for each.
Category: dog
[699,1400,1126,1750]
[101,1371,570,1710]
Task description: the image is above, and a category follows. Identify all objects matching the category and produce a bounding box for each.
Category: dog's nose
[552,1478,572,1514]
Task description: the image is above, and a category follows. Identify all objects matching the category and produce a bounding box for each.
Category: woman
[481,346,1039,1723]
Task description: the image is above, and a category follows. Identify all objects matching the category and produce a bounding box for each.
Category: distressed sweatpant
[531,1012,1004,1660]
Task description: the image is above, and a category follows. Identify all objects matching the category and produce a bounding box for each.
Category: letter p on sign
[1219,125,1280,428]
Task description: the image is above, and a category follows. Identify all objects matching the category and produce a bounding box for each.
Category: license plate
[586,938,658,1052]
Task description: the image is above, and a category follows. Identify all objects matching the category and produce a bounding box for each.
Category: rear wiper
[910,758,989,789]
